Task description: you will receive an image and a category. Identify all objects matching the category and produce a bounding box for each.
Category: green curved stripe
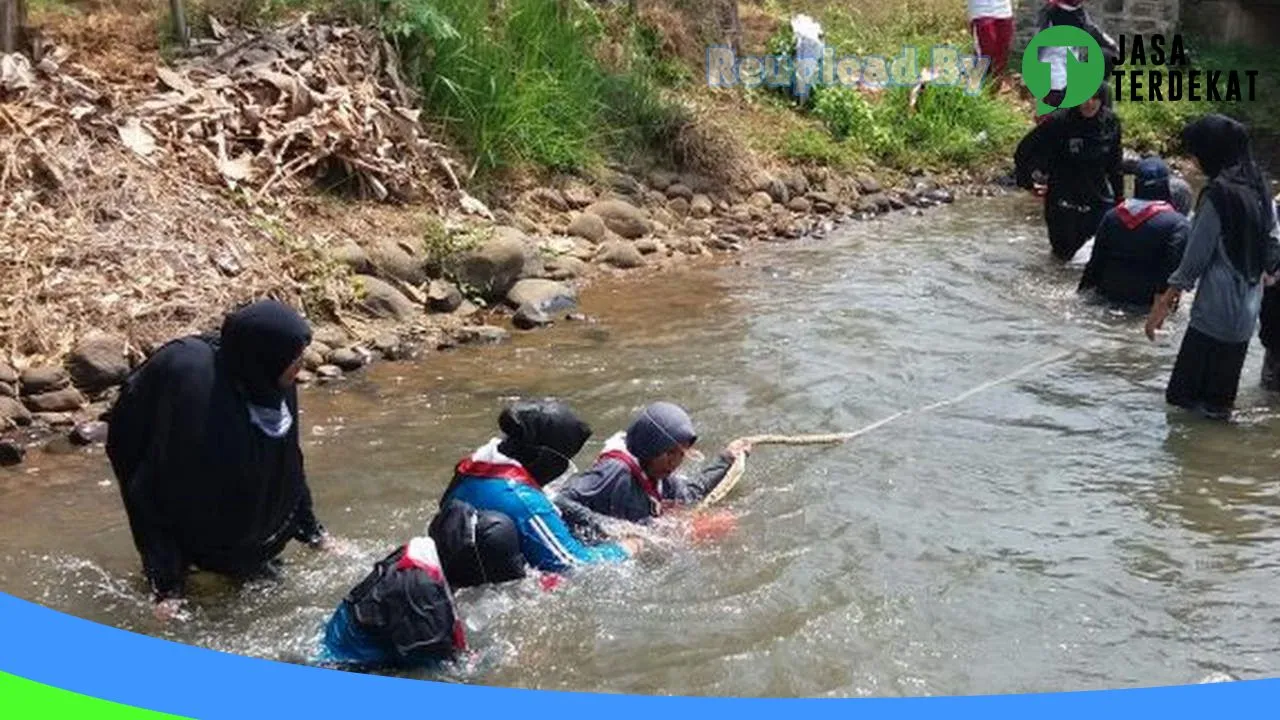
[0,671,191,719]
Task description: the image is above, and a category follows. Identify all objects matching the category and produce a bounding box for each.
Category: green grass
[382,0,686,177]
[1111,39,1280,153]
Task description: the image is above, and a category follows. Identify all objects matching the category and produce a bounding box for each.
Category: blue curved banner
[0,591,1272,718]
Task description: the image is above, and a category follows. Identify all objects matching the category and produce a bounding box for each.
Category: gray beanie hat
[625,401,697,463]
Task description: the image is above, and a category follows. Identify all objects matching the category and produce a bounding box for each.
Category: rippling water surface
[3,194,1278,696]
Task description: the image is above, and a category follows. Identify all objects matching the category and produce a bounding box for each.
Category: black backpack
[344,545,460,665]
[428,499,527,589]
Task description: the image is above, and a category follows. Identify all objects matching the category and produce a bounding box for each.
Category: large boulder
[451,231,527,301]
[856,173,883,194]
[0,397,32,428]
[752,171,789,205]
[597,240,645,269]
[23,387,86,413]
[354,275,418,321]
[665,183,694,201]
[544,256,588,280]
[568,213,608,244]
[748,191,774,210]
[529,187,569,212]
[585,200,652,239]
[690,194,714,219]
[19,367,69,396]
[327,347,367,371]
[368,239,427,286]
[66,332,130,392]
[506,279,578,315]
[331,240,372,274]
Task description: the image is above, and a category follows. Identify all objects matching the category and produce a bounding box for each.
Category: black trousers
[1259,284,1280,351]
[1166,327,1250,419]
[1044,200,1106,261]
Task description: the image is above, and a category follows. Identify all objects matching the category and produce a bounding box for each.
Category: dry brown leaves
[0,15,458,366]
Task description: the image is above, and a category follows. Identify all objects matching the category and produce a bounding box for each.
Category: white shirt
[969,0,1013,19]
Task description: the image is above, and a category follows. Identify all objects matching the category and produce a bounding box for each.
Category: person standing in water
[1146,115,1280,420]
[1256,193,1280,390]
[1033,0,1118,122]
[1079,157,1190,309]
[437,400,640,575]
[555,402,750,525]
[106,300,336,621]
[1015,85,1125,262]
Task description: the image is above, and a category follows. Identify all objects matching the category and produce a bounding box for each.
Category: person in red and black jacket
[1079,157,1190,309]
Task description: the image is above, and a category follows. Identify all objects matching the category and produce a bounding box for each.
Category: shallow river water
[3,194,1279,697]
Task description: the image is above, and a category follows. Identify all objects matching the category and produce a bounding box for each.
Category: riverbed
[3,193,1278,696]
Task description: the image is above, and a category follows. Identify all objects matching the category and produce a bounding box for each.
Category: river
[2,193,1278,697]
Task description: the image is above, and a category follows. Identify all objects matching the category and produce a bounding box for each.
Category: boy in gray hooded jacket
[554,402,750,524]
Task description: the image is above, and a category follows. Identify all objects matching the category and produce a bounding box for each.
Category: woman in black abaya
[107,300,335,620]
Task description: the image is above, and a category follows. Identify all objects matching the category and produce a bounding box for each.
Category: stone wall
[1014,0,1183,53]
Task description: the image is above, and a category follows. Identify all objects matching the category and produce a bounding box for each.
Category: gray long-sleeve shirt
[1168,197,1280,344]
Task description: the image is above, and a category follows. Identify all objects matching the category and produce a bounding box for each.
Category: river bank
[0,1,1042,466]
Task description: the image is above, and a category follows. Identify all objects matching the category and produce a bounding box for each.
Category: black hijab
[496,399,592,486]
[218,300,312,407]
[1182,114,1274,281]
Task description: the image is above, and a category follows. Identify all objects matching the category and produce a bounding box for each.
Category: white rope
[697,346,1079,509]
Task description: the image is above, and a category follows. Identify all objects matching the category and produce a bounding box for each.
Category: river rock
[24,388,85,413]
[688,194,712,218]
[585,200,651,239]
[665,183,693,202]
[681,219,712,237]
[862,193,892,213]
[355,275,417,321]
[0,439,23,466]
[529,187,569,212]
[427,280,463,313]
[568,213,608,244]
[295,369,315,385]
[328,347,366,371]
[512,304,554,330]
[520,252,547,280]
[0,382,13,398]
[67,332,130,392]
[69,420,109,446]
[20,367,70,396]
[668,197,690,218]
[303,344,326,372]
[507,279,577,312]
[635,238,661,255]
[787,196,813,213]
[748,191,774,210]
[316,364,343,380]
[451,233,527,300]
[888,194,907,211]
[784,171,810,197]
[312,326,349,349]
[331,240,372,274]
[372,334,405,361]
[0,362,16,384]
[562,183,595,209]
[368,239,427,286]
[925,188,955,204]
[1,397,31,427]
[609,173,643,197]
[670,237,705,255]
[856,173,883,194]
[456,325,510,345]
[544,256,587,280]
[647,169,678,191]
[596,240,645,269]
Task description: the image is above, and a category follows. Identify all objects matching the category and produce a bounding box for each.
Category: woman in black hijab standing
[1146,115,1280,419]
[107,300,335,620]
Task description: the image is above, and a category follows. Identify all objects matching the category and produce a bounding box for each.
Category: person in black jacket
[1015,84,1124,261]
[105,300,335,621]
[553,402,750,525]
[1257,193,1280,390]
[1079,156,1190,309]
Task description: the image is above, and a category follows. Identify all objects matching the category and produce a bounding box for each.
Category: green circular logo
[1022,25,1106,113]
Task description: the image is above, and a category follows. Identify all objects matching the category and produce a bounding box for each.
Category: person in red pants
[969,0,1015,88]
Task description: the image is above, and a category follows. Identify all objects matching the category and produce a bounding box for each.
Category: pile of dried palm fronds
[0,14,457,363]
